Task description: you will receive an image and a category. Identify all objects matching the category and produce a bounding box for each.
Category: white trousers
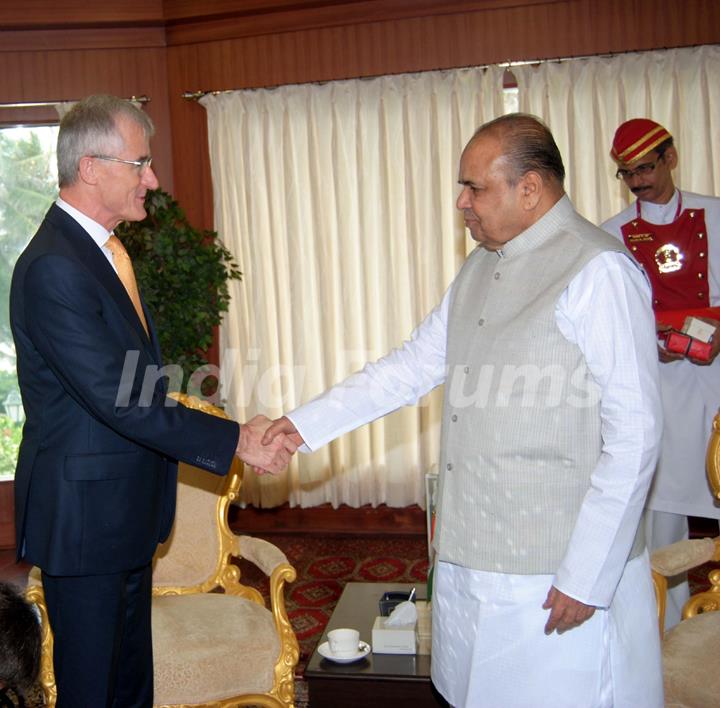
[430,554,663,708]
[644,509,690,630]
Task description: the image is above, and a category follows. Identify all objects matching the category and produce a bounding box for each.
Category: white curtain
[202,67,506,508]
[512,44,720,224]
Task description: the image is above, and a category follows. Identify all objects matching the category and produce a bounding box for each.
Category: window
[503,68,519,114]
[0,125,58,476]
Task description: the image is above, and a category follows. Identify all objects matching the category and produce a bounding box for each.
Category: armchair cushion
[663,611,720,707]
[651,537,717,578]
[237,535,291,578]
[152,593,280,705]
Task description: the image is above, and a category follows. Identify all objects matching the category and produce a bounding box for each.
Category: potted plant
[116,188,242,398]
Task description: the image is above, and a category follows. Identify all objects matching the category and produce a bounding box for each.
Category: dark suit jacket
[10,204,239,576]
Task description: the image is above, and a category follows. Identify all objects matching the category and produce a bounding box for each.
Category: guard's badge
[627,233,654,242]
[654,243,683,273]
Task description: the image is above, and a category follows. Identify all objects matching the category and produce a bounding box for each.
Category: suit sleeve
[23,253,239,475]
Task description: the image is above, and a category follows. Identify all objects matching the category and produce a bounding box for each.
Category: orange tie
[105,234,149,335]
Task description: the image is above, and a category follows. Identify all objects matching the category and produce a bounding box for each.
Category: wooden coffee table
[304,581,444,707]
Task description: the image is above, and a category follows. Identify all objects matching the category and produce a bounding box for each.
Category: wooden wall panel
[166,0,720,229]
[0,37,174,191]
[162,0,561,45]
[0,27,167,52]
[0,1,163,28]
[163,0,369,23]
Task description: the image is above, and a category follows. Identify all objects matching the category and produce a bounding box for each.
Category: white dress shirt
[56,197,117,273]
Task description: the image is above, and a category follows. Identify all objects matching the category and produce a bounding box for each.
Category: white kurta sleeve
[553,251,663,607]
[287,286,452,451]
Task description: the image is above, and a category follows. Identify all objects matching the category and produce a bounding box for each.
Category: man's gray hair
[57,95,155,188]
[472,113,565,187]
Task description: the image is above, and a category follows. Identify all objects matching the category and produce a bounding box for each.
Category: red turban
[610,119,672,164]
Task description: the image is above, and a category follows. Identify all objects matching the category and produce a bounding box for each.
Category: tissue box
[372,616,417,654]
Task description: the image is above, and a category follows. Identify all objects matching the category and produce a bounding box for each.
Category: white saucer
[318,640,371,664]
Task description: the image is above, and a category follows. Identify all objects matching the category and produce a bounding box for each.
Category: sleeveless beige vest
[433,196,645,573]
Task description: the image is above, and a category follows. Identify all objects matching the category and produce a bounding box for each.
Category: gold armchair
[650,410,720,707]
[26,394,299,707]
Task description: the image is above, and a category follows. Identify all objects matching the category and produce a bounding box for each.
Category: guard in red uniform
[602,118,720,629]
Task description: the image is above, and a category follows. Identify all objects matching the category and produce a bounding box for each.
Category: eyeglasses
[91,154,153,173]
[615,153,665,180]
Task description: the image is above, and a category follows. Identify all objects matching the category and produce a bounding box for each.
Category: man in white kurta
[265,114,664,706]
[601,118,720,629]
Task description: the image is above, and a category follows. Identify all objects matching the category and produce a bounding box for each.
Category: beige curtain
[512,44,720,224]
[202,66,506,508]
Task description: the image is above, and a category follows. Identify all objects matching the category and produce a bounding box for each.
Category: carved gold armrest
[651,537,720,634]
[708,412,720,501]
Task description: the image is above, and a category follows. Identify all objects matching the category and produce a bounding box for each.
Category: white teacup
[327,628,360,657]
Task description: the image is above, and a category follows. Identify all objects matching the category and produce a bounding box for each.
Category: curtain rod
[181,44,694,101]
[0,95,150,110]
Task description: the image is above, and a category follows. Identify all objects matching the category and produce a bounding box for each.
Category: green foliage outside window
[0,415,22,477]
[0,127,58,479]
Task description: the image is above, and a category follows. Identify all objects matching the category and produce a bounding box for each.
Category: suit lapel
[46,205,157,357]
[143,305,164,369]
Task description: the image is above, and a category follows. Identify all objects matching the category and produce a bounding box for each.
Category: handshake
[234,415,304,475]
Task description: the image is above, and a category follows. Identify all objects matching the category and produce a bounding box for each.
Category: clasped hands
[235,415,305,475]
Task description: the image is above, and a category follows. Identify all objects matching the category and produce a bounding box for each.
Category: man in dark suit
[10,95,295,708]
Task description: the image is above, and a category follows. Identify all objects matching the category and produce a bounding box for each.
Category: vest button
[698,273,704,279]
[698,292,704,298]
[478,318,485,326]
[451,414,458,422]
[446,463,453,471]
[494,272,501,280]
[698,233,705,239]
[700,252,706,258]
[464,366,470,374]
